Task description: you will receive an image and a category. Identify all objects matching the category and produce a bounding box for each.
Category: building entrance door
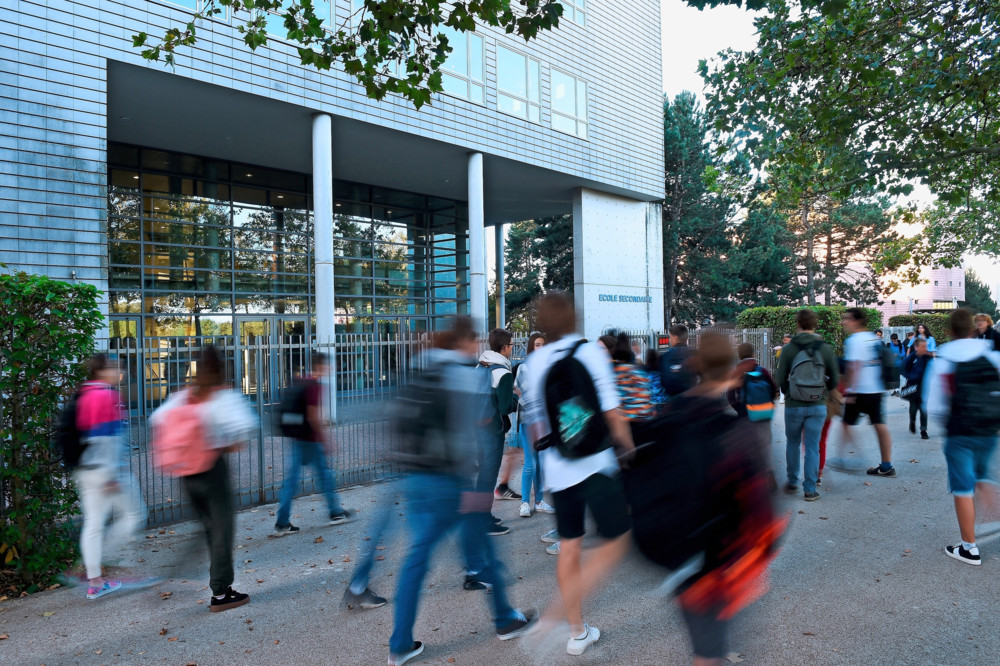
[235,315,310,405]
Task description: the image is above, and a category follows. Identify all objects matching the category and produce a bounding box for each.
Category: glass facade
[108,143,469,337]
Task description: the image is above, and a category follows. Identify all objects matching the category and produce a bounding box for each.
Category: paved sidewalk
[2,396,1000,665]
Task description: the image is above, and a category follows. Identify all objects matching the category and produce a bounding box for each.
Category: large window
[496,46,541,123]
[550,70,588,139]
[107,144,469,336]
[562,0,586,26]
[438,26,485,104]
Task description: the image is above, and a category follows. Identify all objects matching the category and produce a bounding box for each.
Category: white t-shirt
[521,334,621,492]
[845,330,884,394]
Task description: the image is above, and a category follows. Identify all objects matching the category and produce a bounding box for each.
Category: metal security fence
[690,327,778,375]
[97,332,432,526]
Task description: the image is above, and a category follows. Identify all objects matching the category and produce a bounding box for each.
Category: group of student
[57,300,1000,665]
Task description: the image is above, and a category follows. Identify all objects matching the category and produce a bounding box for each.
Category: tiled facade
[0,0,665,303]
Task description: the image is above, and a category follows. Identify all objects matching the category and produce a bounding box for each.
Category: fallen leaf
[376,545,386,551]
[159,628,168,636]
[160,591,173,599]
[42,611,55,617]
[314,537,324,544]
[257,579,265,584]
[342,556,351,562]
[803,631,815,636]
[158,530,166,535]
[910,459,919,463]
[374,556,385,561]
[0,634,9,640]
[448,659,455,663]
[864,482,872,486]
[197,600,205,605]
[95,650,103,655]
[725,653,743,663]
[168,637,179,642]
[274,640,280,644]
[328,559,333,565]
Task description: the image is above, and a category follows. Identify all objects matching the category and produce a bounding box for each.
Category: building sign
[598,293,653,304]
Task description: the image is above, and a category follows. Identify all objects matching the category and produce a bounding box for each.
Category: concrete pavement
[2,395,999,665]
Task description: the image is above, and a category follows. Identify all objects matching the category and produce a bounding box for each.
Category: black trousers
[182,456,235,595]
[908,400,928,432]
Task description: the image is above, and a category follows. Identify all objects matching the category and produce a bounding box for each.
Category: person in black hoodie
[974,314,1000,351]
[902,338,932,439]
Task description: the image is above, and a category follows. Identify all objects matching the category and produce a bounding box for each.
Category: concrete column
[312,113,336,419]
[468,152,487,331]
[495,223,506,329]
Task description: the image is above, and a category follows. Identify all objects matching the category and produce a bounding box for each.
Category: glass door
[235,317,270,401]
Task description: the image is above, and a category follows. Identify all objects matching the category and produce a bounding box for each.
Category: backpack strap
[567,339,588,357]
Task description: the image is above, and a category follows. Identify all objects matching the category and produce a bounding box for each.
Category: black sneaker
[909,422,916,434]
[866,465,897,477]
[270,523,300,538]
[497,610,536,640]
[495,485,522,501]
[783,483,799,494]
[343,586,387,609]
[388,641,424,666]
[491,514,503,524]
[921,430,929,440]
[816,477,822,487]
[329,509,354,525]
[486,522,510,536]
[209,587,250,612]
[804,492,820,502]
[945,544,981,566]
[463,573,493,591]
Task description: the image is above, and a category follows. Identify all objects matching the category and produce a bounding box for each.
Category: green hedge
[887,314,951,344]
[736,305,882,356]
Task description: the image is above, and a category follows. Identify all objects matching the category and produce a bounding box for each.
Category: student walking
[522,293,635,657]
[273,353,352,537]
[916,323,937,355]
[841,307,896,477]
[150,345,256,611]
[902,338,932,439]
[476,329,517,535]
[924,308,1000,566]
[515,333,553,518]
[387,317,534,666]
[974,314,1000,351]
[659,324,697,399]
[612,333,656,421]
[775,309,839,501]
[71,354,146,600]
[726,342,778,449]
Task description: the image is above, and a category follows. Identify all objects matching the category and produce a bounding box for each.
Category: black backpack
[389,361,460,474]
[950,356,1000,436]
[279,377,317,440]
[659,345,695,396]
[874,340,899,388]
[55,390,86,468]
[537,340,611,459]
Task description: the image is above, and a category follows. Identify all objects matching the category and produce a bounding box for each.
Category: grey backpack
[788,340,828,402]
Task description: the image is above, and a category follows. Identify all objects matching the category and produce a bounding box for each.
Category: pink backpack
[152,390,219,477]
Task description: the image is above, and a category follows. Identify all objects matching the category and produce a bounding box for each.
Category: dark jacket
[773,332,840,408]
[658,344,696,397]
[903,353,931,387]
[975,327,1000,352]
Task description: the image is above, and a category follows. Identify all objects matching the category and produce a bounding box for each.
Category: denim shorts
[944,435,999,496]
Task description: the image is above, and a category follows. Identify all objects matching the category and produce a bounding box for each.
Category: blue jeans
[475,425,504,494]
[390,473,519,654]
[785,405,826,494]
[276,441,342,526]
[349,478,401,592]
[944,435,998,497]
[520,424,543,504]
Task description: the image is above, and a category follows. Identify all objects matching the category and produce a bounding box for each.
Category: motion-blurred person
[273,352,352,537]
[775,309,839,501]
[626,333,784,666]
[150,345,256,611]
[925,309,1000,566]
[72,354,146,600]
[612,333,655,421]
[644,349,668,412]
[387,317,534,666]
[522,293,635,657]
[916,323,937,355]
[515,333,554,518]
[659,325,697,399]
[841,308,895,477]
[887,333,906,396]
[974,313,1000,351]
[902,338,932,439]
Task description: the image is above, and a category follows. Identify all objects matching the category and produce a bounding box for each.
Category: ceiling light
[335,203,342,207]
[277,195,284,199]
[245,173,252,177]
[132,175,139,180]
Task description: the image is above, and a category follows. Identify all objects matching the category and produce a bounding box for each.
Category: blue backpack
[743,366,774,422]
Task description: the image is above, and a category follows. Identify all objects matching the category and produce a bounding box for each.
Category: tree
[702,0,1000,259]
[503,215,572,328]
[961,270,1000,320]
[729,202,800,308]
[134,0,564,108]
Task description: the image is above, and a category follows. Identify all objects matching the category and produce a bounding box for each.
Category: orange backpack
[151,390,219,477]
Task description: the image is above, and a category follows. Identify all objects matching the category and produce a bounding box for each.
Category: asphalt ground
[2,396,1000,665]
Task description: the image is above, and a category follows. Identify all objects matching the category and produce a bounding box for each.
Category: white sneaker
[535,501,555,514]
[519,502,532,518]
[546,541,560,556]
[566,624,600,655]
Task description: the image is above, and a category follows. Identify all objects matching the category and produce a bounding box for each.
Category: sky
[659,2,1000,303]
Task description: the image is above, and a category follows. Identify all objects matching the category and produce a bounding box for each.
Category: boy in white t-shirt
[841,307,895,477]
[521,293,635,657]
